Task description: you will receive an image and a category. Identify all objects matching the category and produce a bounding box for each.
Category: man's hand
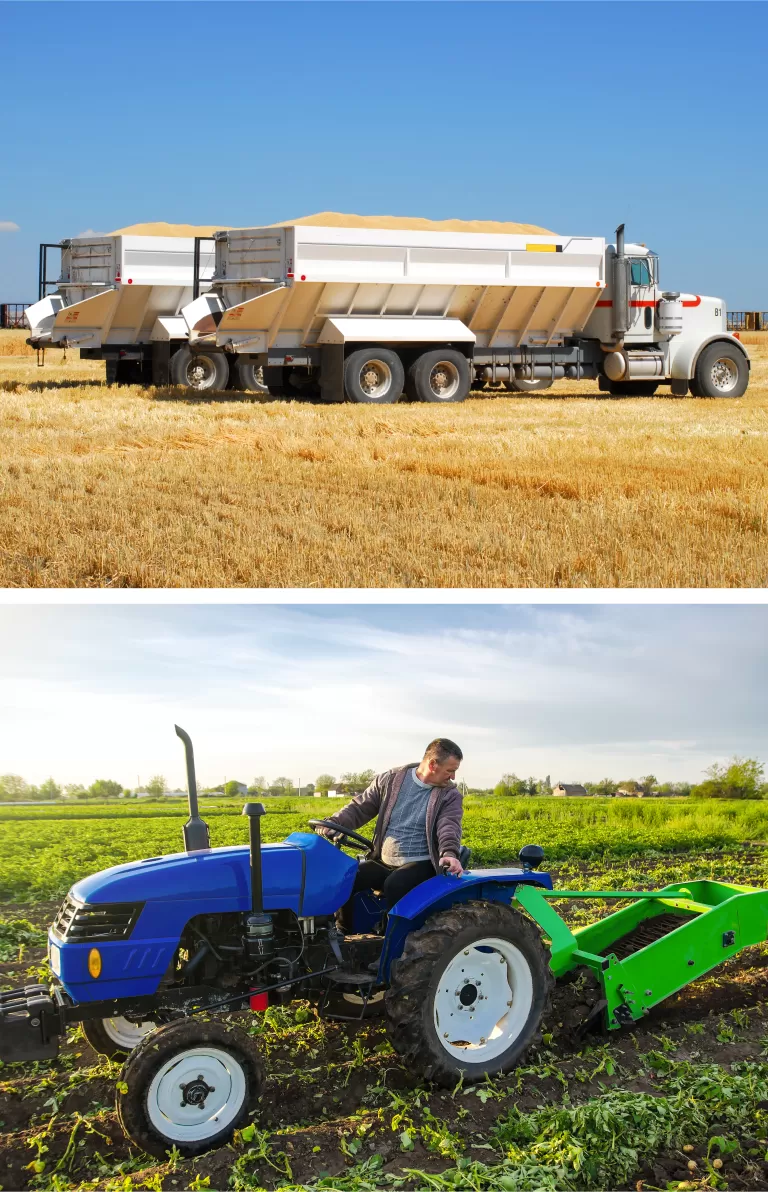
[439,854,463,876]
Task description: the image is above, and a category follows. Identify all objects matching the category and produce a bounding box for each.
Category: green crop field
[3,797,768,1190]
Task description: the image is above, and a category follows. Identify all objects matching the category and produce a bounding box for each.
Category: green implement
[515,880,768,1028]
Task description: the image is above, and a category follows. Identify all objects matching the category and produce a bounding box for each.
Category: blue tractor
[0,727,555,1156]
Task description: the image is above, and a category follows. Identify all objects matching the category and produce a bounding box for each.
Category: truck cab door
[627,256,656,339]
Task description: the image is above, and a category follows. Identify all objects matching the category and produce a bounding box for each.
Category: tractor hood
[70,832,357,920]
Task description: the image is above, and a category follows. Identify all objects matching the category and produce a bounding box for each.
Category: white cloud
[0,221,19,233]
[0,605,765,789]
[74,229,107,239]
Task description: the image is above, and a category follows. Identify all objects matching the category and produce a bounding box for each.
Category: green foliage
[692,757,766,799]
[0,916,47,960]
[88,778,123,799]
[144,775,167,797]
[315,774,336,792]
[1,794,768,903]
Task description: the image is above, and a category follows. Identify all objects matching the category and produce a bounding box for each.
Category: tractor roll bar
[175,725,211,853]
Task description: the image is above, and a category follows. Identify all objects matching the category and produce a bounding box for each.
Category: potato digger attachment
[1,726,766,1158]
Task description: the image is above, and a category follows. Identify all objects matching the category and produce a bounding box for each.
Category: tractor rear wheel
[82,1015,155,1059]
[385,900,552,1085]
[117,1018,263,1158]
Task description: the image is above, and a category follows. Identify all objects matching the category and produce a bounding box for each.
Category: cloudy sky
[0,603,765,790]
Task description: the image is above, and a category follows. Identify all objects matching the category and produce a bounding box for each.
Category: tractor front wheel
[385,900,552,1085]
[117,1018,263,1158]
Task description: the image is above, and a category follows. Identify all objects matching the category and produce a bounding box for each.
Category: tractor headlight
[49,943,61,977]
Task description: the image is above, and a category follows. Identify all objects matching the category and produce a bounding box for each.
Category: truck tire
[170,347,229,392]
[405,349,470,403]
[81,1016,155,1059]
[605,381,658,396]
[343,348,404,404]
[233,359,269,394]
[385,900,552,1086]
[506,377,553,393]
[117,1018,264,1159]
[690,342,749,398]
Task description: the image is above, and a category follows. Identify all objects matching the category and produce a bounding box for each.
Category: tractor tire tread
[116,1017,263,1159]
[385,900,552,1085]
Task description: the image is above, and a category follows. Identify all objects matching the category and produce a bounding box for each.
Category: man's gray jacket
[321,764,464,870]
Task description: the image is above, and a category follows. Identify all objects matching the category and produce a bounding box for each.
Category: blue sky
[0,603,765,788]
[1,2,766,306]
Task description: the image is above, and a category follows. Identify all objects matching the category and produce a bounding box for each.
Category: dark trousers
[339,858,436,932]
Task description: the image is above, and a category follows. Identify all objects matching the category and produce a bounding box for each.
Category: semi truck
[24,230,220,386]
[181,219,750,401]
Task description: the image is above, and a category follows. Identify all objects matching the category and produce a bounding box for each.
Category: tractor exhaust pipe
[242,802,274,958]
[174,725,211,853]
[612,223,630,344]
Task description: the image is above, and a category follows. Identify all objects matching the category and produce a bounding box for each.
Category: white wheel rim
[102,1016,154,1050]
[710,357,738,393]
[428,360,460,399]
[146,1046,246,1144]
[358,359,392,399]
[187,355,217,390]
[433,935,533,1062]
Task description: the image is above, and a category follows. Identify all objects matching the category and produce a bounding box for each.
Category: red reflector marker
[127,278,133,284]
[300,275,306,281]
[250,991,269,1011]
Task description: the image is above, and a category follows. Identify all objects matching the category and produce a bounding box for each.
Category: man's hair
[423,738,463,764]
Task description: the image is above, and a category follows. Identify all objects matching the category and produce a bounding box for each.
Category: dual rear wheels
[344,347,471,404]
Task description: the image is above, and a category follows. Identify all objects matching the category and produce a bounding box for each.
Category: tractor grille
[51,895,143,943]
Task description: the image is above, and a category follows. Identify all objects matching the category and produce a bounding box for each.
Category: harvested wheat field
[0,329,766,587]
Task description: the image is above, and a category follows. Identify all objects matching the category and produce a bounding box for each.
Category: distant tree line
[2,758,765,802]
[489,758,766,800]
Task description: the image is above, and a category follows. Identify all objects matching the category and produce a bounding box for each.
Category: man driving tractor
[319,738,465,930]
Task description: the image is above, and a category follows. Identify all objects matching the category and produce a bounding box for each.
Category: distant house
[553,783,588,797]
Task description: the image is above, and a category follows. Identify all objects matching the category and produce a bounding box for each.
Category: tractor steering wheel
[308,819,373,852]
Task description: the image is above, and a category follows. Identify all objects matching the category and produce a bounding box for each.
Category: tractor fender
[379,869,552,982]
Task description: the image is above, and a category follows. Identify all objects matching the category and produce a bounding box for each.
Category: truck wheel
[344,348,404,404]
[233,360,269,394]
[82,1016,155,1059]
[405,349,470,403]
[385,900,552,1085]
[605,381,658,396]
[691,342,748,398]
[117,1018,263,1159]
[506,377,553,393]
[170,347,229,392]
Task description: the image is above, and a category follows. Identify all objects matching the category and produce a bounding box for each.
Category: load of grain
[270,211,556,234]
[109,212,555,237]
[108,222,231,237]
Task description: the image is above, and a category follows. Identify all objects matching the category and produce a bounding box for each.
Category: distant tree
[493,778,514,797]
[145,775,167,797]
[38,777,62,800]
[639,774,658,796]
[0,774,30,801]
[88,778,123,798]
[271,777,296,796]
[250,776,266,794]
[526,777,540,797]
[592,777,616,798]
[64,783,86,799]
[315,774,336,793]
[303,782,315,796]
[692,757,765,799]
[616,780,640,793]
[341,770,376,791]
[224,780,246,797]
